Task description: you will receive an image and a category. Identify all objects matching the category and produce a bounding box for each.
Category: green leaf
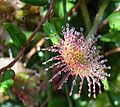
[7,43,20,57]
[108,11,120,31]
[20,0,48,6]
[0,79,14,93]
[2,69,15,82]
[43,22,59,44]
[52,17,64,33]
[4,23,27,48]
[55,1,74,18]
[101,31,120,46]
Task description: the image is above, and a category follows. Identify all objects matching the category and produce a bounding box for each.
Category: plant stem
[45,41,53,103]
[79,0,91,34]
[63,0,68,23]
[68,2,80,16]
[0,0,55,73]
[88,0,111,37]
[65,85,73,107]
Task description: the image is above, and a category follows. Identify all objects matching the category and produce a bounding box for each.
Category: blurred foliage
[0,0,120,107]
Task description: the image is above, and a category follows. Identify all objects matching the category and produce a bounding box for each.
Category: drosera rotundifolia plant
[42,24,111,98]
[2,0,120,106]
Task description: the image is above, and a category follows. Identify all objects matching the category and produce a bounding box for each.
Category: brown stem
[105,47,120,56]
[26,38,45,60]
[68,2,80,16]
[0,0,55,73]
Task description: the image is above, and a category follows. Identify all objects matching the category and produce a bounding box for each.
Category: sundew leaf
[4,23,27,48]
[20,0,48,6]
[43,22,59,44]
[108,11,120,31]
